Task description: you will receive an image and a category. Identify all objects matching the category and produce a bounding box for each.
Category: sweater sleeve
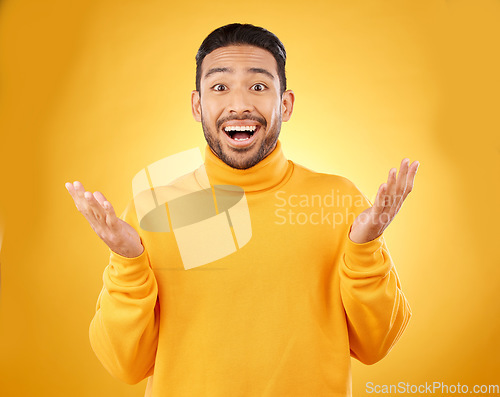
[89,198,160,384]
[339,183,412,365]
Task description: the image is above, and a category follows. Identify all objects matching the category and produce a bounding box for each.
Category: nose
[228,88,254,114]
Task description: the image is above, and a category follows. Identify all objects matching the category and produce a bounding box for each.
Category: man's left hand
[348,158,420,244]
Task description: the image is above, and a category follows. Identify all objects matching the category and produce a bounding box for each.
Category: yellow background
[1,0,499,396]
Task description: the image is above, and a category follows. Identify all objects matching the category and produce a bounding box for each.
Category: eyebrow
[204,67,275,80]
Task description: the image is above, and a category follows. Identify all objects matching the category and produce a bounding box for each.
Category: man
[66,23,418,397]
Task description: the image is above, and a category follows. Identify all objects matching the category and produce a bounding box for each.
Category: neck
[201,140,292,193]
[208,141,278,171]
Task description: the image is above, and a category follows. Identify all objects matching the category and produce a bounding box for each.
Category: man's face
[191,45,294,169]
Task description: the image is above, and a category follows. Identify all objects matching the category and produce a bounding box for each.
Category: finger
[72,181,85,197]
[73,181,90,211]
[92,191,118,228]
[387,158,410,217]
[393,160,419,214]
[65,181,81,200]
[395,158,410,203]
[405,160,418,190]
[382,167,398,211]
[372,182,394,226]
[372,182,388,215]
[65,182,78,204]
[102,199,119,228]
[66,181,87,211]
[92,191,108,207]
[72,182,104,225]
[84,191,107,222]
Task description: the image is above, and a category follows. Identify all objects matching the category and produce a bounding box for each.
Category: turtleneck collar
[202,139,292,193]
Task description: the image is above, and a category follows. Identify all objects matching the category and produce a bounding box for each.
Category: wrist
[110,243,144,259]
[348,229,380,245]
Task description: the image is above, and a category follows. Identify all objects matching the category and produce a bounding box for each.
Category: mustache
[216,115,267,130]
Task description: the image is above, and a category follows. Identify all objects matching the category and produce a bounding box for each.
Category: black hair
[195,23,287,95]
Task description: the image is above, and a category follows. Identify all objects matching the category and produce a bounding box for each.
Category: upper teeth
[224,126,257,132]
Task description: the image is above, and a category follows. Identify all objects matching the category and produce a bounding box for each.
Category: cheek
[267,100,283,125]
[200,100,221,124]
[255,96,281,120]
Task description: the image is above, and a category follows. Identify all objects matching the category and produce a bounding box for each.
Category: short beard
[201,113,281,170]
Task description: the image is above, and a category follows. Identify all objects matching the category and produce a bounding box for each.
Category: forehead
[201,45,278,78]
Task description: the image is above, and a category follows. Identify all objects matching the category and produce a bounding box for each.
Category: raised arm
[65,181,159,383]
[339,158,418,364]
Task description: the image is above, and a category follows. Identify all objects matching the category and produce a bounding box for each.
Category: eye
[212,84,227,92]
[252,83,266,92]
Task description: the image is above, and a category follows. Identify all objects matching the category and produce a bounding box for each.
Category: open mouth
[222,125,260,147]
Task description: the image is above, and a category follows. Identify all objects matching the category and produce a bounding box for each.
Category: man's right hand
[65,181,144,258]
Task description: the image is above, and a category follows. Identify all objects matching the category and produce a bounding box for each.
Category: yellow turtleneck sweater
[89,140,411,397]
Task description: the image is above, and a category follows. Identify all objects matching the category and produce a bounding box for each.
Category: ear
[191,90,201,122]
[281,90,295,122]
